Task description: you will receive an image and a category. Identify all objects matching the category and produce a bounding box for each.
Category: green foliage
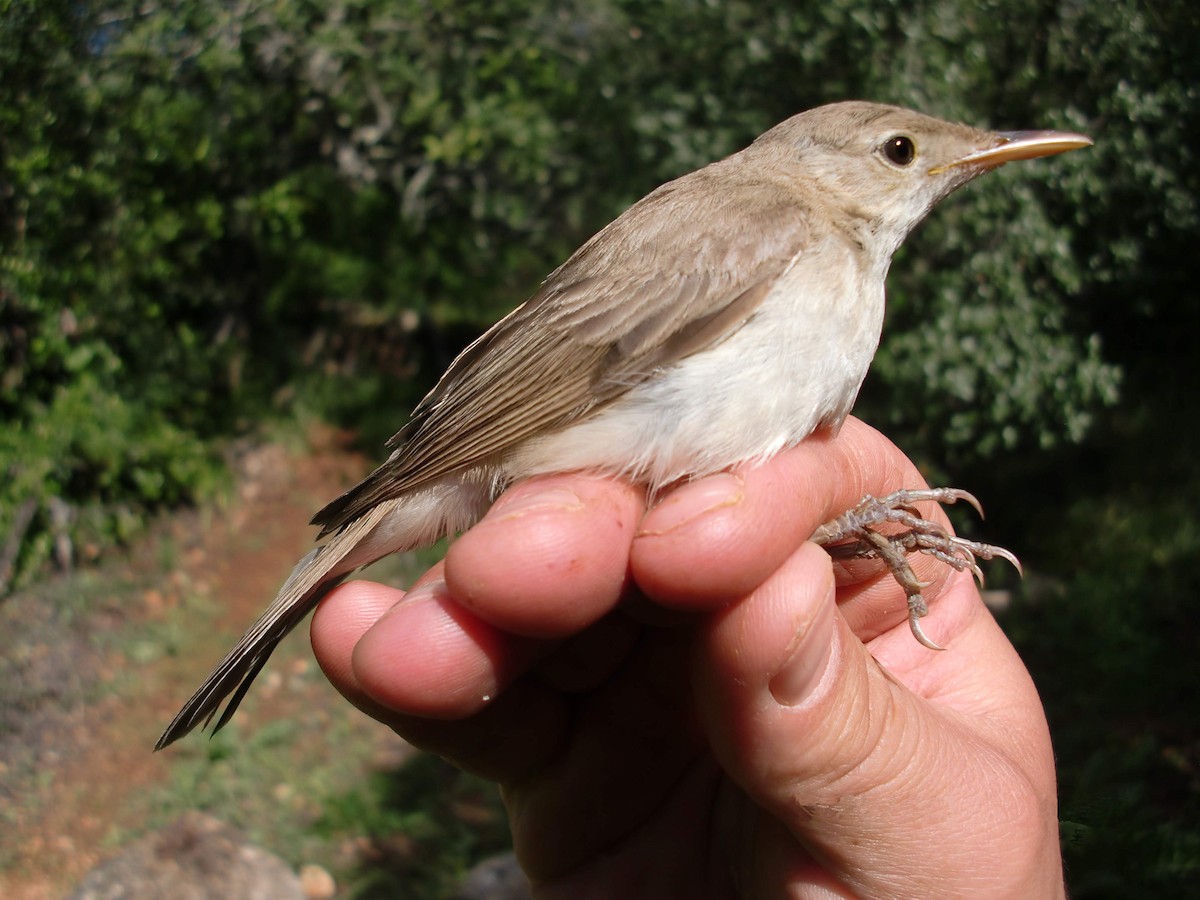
[8,0,1179,578]
[315,756,511,898]
[862,0,1195,467]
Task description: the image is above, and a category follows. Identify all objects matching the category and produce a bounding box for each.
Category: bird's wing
[312,170,810,534]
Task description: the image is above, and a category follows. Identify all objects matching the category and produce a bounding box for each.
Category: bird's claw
[909,612,945,652]
[814,488,1021,649]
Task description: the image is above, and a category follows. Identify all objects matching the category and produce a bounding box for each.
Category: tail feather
[155,503,393,750]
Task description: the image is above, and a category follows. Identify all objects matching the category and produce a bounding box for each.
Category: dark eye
[882,135,916,166]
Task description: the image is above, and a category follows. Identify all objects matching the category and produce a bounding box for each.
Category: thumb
[693,542,1034,897]
[694,543,883,806]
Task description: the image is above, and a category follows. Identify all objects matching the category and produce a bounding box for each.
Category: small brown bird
[157,101,1091,749]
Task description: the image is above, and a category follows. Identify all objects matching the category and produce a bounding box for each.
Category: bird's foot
[811,488,1021,650]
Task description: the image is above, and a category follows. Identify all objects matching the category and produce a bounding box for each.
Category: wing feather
[313,167,810,534]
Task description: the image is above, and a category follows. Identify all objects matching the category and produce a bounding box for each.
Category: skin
[310,417,1065,899]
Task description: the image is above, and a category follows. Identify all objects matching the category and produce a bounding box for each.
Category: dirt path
[0,427,390,899]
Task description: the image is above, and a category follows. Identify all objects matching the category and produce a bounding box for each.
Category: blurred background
[1,0,1196,896]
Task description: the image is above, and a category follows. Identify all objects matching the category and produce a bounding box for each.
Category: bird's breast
[510,238,888,492]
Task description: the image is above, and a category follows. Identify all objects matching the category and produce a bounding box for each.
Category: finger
[310,578,411,719]
[445,473,645,637]
[387,678,573,783]
[313,575,540,720]
[533,611,643,694]
[350,576,544,719]
[312,579,575,782]
[504,629,705,884]
[632,417,924,611]
[316,473,643,718]
[695,543,1061,897]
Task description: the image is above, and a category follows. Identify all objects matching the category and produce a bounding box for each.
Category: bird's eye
[882,135,916,167]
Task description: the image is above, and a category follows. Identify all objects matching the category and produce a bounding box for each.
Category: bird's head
[752,101,1092,254]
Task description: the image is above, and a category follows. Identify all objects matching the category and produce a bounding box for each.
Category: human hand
[311,417,1064,898]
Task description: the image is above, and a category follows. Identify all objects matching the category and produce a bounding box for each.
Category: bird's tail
[155,501,396,750]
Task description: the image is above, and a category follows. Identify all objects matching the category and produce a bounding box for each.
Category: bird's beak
[930,130,1093,174]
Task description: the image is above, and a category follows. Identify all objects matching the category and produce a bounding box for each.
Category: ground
[0,427,507,899]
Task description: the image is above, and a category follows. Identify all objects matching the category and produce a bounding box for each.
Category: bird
[156,101,1092,749]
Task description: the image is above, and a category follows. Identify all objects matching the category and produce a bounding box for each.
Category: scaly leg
[811,489,1021,650]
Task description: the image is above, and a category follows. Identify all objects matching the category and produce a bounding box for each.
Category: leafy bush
[2,0,1136,580]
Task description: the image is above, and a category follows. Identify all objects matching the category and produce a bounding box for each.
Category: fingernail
[637,473,744,536]
[487,487,584,522]
[376,578,446,624]
[768,584,835,707]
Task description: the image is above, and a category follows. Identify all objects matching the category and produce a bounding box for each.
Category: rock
[298,863,336,899]
[69,812,304,900]
[452,851,532,900]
